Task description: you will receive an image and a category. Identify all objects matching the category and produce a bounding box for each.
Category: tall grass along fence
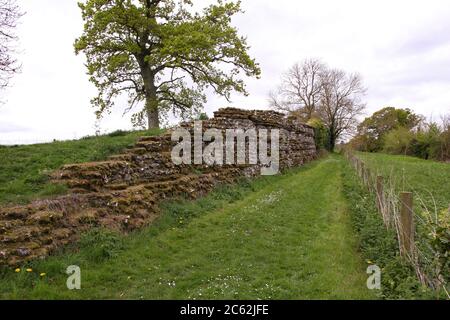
[343,150,449,298]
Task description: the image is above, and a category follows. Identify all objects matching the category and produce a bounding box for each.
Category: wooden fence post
[366,170,370,189]
[364,168,370,191]
[399,192,415,258]
[376,175,384,213]
[361,163,367,184]
[366,168,373,191]
[355,159,360,176]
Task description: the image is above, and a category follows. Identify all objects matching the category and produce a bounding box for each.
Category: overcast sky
[1,0,450,144]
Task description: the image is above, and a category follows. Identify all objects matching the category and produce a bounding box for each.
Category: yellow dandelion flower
[40,273,46,277]
[26,268,33,273]
[15,268,21,273]
[366,260,373,264]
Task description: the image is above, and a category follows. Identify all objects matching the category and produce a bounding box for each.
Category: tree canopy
[269,58,325,121]
[351,107,423,152]
[75,0,260,129]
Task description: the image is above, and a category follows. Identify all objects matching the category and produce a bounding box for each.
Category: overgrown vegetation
[350,107,450,161]
[355,152,450,290]
[0,129,163,205]
[341,160,445,299]
[0,156,374,299]
[307,117,330,151]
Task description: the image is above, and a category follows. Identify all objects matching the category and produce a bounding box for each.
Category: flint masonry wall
[0,108,316,266]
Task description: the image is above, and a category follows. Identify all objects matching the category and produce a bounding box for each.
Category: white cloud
[1,0,450,144]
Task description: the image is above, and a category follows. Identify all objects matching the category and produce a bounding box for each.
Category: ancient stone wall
[0,108,316,266]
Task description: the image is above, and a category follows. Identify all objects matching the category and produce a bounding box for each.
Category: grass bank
[0,129,162,205]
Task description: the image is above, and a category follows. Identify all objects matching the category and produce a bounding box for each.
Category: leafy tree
[411,122,441,160]
[352,107,423,152]
[75,0,260,129]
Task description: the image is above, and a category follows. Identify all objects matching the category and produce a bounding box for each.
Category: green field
[357,152,450,213]
[0,129,162,205]
[0,156,376,300]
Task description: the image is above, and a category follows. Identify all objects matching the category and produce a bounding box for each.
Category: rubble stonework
[0,108,316,266]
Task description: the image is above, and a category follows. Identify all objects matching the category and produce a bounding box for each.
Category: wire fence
[343,149,449,298]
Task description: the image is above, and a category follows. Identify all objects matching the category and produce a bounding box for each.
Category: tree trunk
[141,64,160,129]
[147,105,159,129]
[144,87,160,129]
[328,130,336,152]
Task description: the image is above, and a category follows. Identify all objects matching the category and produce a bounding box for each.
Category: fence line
[343,150,449,298]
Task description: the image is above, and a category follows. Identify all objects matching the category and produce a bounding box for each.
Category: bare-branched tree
[270,59,366,150]
[269,58,325,120]
[318,68,366,150]
[0,0,23,91]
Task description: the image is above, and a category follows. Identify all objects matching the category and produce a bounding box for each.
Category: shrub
[410,123,441,160]
[436,126,450,161]
[427,209,450,285]
[383,127,414,155]
[307,118,330,151]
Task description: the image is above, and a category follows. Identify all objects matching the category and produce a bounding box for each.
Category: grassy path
[1,156,374,299]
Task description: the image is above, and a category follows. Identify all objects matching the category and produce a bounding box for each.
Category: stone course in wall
[0,108,316,266]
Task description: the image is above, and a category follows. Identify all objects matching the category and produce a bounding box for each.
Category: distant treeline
[349,107,450,161]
